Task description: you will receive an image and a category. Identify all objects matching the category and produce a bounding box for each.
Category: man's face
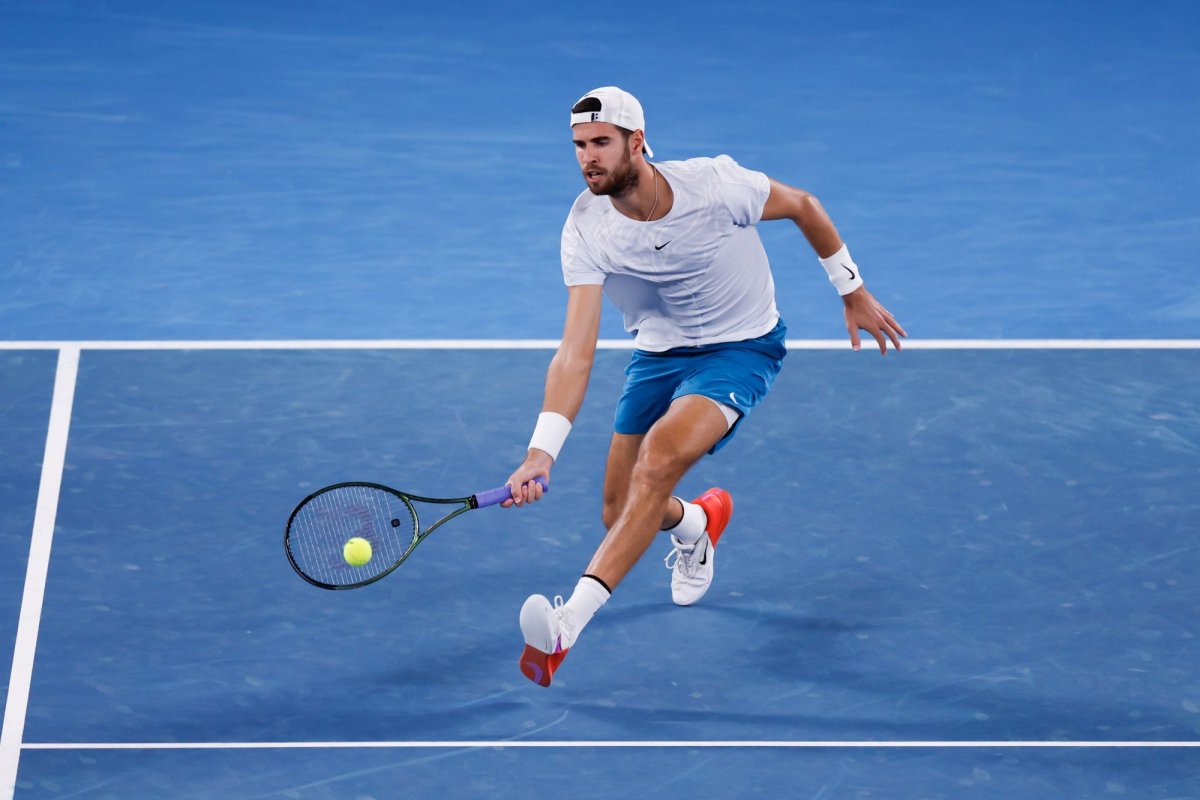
[572,121,638,197]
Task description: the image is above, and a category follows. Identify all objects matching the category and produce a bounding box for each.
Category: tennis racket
[284,477,547,590]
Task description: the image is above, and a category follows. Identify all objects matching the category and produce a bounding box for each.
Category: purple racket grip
[473,476,549,509]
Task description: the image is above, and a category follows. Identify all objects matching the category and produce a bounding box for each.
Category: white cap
[570,86,654,158]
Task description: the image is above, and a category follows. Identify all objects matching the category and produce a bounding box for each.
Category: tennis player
[505,86,905,687]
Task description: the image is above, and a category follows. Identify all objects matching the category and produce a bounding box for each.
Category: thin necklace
[643,165,659,221]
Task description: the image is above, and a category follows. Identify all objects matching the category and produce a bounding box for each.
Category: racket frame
[284,481,483,590]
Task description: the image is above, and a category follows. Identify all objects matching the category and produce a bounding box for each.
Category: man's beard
[586,151,639,197]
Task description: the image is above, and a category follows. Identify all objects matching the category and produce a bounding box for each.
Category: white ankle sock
[561,576,610,648]
[666,497,708,546]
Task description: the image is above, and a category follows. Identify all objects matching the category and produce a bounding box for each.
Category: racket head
[284,482,419,590]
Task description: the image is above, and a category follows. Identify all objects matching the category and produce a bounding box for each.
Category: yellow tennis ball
[343,537,372,567]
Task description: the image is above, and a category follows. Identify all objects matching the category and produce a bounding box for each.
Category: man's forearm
[542,348,593,422]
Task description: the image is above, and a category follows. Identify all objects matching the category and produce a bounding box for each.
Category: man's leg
[600,432,687,533]
[585,394,729,590]
[518,395,728,686]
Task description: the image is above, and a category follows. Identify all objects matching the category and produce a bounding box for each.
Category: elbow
[793,191,831,231]
[775,185,821,225]
[550,348,594,379]
[796,190,824,219]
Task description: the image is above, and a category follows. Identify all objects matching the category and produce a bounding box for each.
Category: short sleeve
[709,154,771,226]
[560,214,606,286]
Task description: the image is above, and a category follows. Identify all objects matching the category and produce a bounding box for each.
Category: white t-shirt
[560,155,779,352]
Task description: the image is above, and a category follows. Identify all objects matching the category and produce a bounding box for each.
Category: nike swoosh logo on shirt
[654,241,671,250]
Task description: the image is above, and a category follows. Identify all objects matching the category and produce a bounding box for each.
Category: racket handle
[474,476,549,509]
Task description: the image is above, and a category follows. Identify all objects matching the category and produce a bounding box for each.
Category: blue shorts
[613,320,787,454]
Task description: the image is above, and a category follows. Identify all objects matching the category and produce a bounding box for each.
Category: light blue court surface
[2,0,1199,797]
[1,1,1197,342]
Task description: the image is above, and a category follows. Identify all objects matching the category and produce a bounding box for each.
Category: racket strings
[287,485,417,587]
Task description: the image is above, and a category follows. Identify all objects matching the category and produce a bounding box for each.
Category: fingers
[849,319,904,355]
[879,307,908,347]
[504,477,547,508]
[847,307,907,355]
[871,328,888,355]
[846,319,888,354]
[842,288,907,355]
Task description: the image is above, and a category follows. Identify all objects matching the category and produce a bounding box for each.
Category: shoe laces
[552,595,577,650]
[664,538,699,577]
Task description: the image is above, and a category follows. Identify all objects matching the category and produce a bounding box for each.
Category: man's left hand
[842,287,907,354]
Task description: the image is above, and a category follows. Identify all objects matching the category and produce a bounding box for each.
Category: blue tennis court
[3,1,1199,798]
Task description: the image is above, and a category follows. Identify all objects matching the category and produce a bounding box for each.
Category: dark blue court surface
[14,746,1200,800]
[0,354,58,727]
[2,347,1197,797]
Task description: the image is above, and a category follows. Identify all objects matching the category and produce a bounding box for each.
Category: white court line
[0,348,80,800]
[0,338,1197,350]
[18,740,1200,750]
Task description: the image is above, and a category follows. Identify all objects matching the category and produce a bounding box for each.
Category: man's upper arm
[560,284,603,358]
[760,177,812,222]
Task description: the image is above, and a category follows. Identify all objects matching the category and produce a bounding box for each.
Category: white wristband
[819,244,865,296]
[528,412,572,461]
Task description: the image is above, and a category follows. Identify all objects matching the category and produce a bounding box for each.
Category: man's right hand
[503,449,554,507]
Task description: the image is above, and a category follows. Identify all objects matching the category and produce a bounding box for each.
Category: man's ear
[629,129,646,157]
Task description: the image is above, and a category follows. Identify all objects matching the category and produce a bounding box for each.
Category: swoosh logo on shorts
[654,241,671,250]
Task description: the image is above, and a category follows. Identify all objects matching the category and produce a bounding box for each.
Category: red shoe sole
[692,487,732,546]
[519,643,567,687]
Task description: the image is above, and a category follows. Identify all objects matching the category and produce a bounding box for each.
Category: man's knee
[601,450,684,528]
[601,482,630,529]
[630,440,693,490]
[601,500,621,530]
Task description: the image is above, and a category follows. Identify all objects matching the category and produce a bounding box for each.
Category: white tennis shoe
[664,487,733,606]
[518,594,575,687]
[665,533,716,606]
